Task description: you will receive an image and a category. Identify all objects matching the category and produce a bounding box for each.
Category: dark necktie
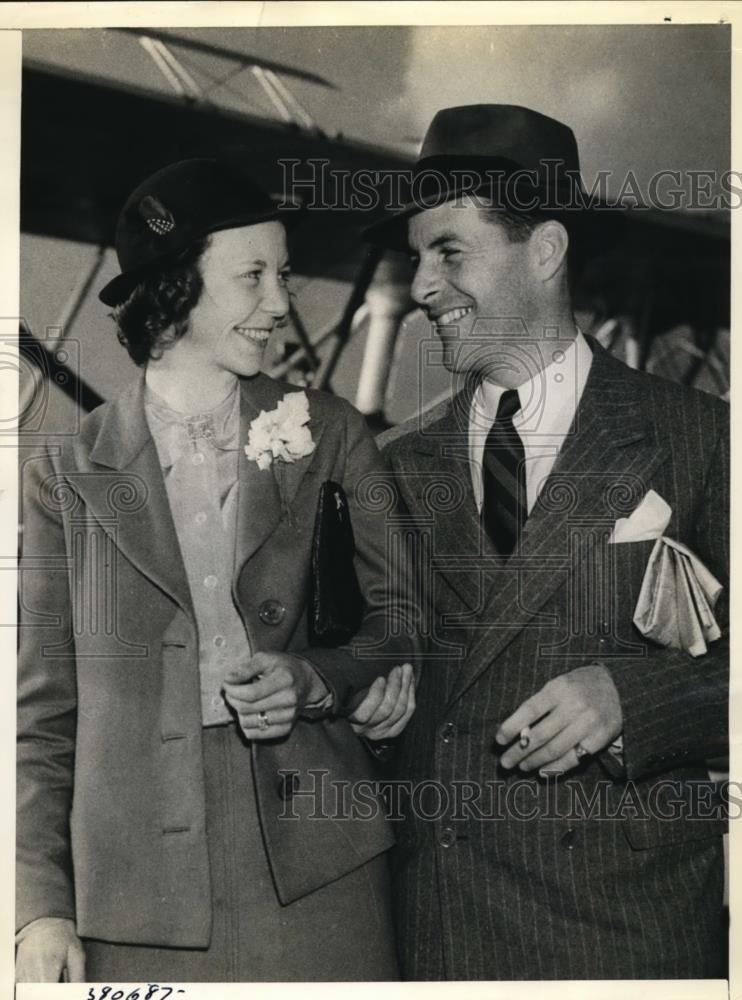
[481,388,527,555]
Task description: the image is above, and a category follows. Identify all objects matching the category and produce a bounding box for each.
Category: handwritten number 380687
[87,987,185,1000]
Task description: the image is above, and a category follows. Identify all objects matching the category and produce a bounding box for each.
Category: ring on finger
[574,741,589,759]
[258,711,270,732]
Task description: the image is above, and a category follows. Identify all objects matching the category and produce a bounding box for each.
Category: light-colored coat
[17,373,417,948]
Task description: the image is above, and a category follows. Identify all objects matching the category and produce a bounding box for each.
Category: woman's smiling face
[183,221,291,378]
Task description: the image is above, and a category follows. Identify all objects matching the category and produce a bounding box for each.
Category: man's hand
[223,652,329,740]
[349,663,416,740]
[495,663,622,774]
[16,917,85,983]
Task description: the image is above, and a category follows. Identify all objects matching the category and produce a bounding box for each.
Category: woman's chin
[227,346,266,378]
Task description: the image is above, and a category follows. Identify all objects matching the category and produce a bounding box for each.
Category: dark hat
[99,158,296,306]
[364,104,623,251]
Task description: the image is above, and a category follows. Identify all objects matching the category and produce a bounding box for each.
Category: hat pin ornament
[138,194,176,236]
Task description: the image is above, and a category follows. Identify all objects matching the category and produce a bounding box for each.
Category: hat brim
[99,203,302,307]
[363,181,626,254]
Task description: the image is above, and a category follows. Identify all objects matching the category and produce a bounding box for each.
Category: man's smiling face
[408,199,539,382]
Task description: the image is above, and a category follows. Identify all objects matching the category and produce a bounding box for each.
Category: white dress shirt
[469,330,593,514]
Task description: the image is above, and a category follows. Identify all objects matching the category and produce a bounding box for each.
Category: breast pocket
[538,536,657,660]
[600,537,659,658]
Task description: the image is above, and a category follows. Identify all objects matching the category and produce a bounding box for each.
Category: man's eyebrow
[428,232,466,249]
[236,259,291,268]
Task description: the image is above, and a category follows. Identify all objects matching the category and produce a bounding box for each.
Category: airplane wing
[21,60,412,281]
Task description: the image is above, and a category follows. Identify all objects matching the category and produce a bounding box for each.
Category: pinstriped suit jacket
[380,341,728,980]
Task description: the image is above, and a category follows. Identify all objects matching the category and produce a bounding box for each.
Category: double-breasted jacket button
[259,599,286,626]
[277,772,300,800]
[560,828,576,850]
[440,721,456,743]
[439,827,456,849]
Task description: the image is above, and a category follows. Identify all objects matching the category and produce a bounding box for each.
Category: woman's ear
[531,219,569,282]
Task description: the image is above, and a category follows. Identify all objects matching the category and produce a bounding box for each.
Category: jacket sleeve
[603,412,729,782]
[17,445,78,931]
[296,401,422,714]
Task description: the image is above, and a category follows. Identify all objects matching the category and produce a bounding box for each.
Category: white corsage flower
[244,391,315,471]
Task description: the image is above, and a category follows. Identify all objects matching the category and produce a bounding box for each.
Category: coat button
[259,599,286,626]
[277,772,300,800]
[440,721,456,743]
[560,828,576,850]
[439,827,456,849]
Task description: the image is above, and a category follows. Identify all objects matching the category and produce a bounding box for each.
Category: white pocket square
[609,489,671,544]
[609,490,722,657]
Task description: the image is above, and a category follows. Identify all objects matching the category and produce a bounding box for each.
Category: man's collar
[472,329,592,435]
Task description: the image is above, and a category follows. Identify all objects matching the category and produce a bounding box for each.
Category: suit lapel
[233,375,325,574]
[83,374,194,617]
[445,344,669,707]
[401,382,489,614]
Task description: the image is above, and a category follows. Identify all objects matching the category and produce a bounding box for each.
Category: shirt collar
[144,380,241,462]
[472,329,592,441]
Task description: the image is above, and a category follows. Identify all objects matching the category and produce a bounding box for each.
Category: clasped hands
[223,653,416,742]
[222,657,619,771]
[495,663,623,775]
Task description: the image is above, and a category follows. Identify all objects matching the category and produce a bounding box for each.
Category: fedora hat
[99,158,298,307]
[364,104,623,251]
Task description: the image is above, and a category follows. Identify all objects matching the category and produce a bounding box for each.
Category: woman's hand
[223,652,329,740]
[350,663,416,740]
[15,918,85,983]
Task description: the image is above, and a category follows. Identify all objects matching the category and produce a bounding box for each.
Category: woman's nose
[262,279,290,318]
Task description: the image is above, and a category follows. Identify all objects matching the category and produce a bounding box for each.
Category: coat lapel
[80,373,325,614]
[233,375,325,574]
[445,343,669,707]
[83,374,194,617]
[400,380,489,615]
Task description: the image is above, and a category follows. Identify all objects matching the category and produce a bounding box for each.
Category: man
[368,106,728,979]
[16,158,418,982]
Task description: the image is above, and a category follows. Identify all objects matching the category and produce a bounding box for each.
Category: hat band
[408,154,587,212]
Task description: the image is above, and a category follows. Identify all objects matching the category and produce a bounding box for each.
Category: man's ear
[531,220,569,282]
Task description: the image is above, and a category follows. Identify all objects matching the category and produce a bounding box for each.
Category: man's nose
[410,260,439,308]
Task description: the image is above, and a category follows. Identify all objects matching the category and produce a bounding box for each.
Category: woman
[16,158,418,982]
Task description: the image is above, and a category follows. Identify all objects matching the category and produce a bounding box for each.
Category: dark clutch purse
[309,480,365,647]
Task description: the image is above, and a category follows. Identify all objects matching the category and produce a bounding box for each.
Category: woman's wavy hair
[111,236,211,366]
